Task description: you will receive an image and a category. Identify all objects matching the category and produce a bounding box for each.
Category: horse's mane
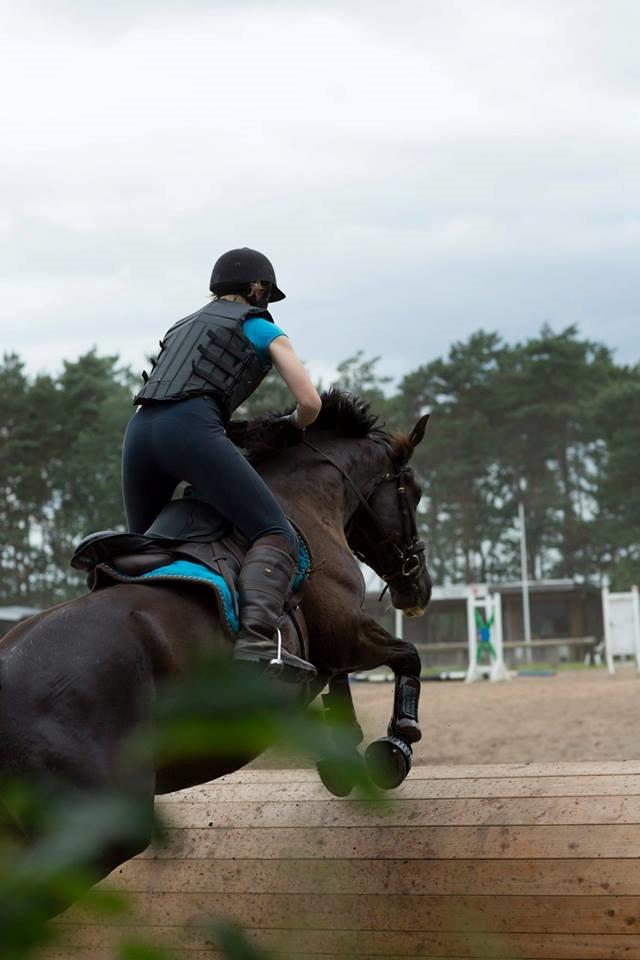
[307,389,386,441]
[228,389,409,463]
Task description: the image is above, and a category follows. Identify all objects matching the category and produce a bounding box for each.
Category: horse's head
[346,414,432,618]
[229,392,432,616]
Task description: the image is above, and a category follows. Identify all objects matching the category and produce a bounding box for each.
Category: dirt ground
[260,666,640,767]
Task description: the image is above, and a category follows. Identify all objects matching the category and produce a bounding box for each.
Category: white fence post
[633,585,640,673]
[602,585,640,675]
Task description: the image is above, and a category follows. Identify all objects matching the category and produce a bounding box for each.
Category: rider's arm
[269,336,322,429]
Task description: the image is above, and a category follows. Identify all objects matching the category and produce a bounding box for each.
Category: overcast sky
[1,0,638,386]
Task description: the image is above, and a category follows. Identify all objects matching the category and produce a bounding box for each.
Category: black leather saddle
[71,497,238,582]
[71,495,311,654]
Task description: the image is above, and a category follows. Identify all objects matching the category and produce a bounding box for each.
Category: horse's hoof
[316,755,360,797]
[365,736,413,790]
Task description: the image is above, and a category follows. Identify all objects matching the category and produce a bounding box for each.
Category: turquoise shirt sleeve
[242,317,287,365]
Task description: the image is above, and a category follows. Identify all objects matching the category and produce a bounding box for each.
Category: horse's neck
[259,439,378,544]
[261,459,346,539]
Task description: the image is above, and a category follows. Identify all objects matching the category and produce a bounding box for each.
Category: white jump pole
[489,591,508,682]
[602,586,614,675]
[465,588,479,683]
[518,501,533,665]
[465,586,508,683]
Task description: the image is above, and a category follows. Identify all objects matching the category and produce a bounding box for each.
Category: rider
[122,247,321,682]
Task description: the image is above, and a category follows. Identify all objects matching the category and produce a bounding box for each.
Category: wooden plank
[57,892,640,934]
[158,795,640,828]
[49,764,640,960]
[136,824,640,859]
[165,761,640,791]
[45,954,225,960]
[502,637,595,649]
[51,924,640,959]
[263,930,640,960]
[104,857,640,897]
[158,774,640,803]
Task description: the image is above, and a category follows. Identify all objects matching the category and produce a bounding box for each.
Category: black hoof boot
[388,675,422,744]
[365,735,413,790]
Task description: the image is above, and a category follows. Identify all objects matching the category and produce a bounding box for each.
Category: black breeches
[121,396,297,553]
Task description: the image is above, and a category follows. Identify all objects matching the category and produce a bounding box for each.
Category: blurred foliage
[1,325,639,603]
[0,651,379,959]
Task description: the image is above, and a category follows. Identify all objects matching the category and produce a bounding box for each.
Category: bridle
[301,437,426,597]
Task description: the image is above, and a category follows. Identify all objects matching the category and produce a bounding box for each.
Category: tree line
[1,324,638,606]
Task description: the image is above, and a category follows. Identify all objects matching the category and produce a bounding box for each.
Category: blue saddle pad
[115,538,311,635]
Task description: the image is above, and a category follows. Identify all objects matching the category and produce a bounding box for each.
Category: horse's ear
[409,413,430,451]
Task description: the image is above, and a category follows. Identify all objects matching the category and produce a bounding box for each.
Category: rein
[301,437,425,597]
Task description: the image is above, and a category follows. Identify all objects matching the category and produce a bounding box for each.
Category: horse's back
[0,584,229,786]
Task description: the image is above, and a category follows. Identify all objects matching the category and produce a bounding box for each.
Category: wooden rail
[421,636,597,654]
[51,762,640,959]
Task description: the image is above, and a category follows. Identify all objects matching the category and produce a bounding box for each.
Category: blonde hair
[210,282,266,306]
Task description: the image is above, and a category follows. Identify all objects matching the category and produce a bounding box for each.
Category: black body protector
[134,299,273,420]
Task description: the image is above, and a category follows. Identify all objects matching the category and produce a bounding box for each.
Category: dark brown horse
[0,391,430,906]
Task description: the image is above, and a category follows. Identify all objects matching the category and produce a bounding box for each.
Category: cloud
[1,0,638,382]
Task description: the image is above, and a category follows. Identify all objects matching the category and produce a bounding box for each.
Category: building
[0,606,41,639]
[363,568,603,669]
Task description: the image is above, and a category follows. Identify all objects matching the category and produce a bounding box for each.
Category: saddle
[71,495,311,659]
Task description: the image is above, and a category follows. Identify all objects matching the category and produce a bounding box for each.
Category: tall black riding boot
[233,542,317,684]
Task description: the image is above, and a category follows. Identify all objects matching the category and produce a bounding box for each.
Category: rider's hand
[275,412,305,444]
[278,410,304,430]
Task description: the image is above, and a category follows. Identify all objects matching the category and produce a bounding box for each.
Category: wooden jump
[51,762,640,959]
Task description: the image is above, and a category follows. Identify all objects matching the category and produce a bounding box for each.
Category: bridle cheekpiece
[301,437,425,599]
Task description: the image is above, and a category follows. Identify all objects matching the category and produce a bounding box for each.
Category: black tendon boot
[233,542,317,683]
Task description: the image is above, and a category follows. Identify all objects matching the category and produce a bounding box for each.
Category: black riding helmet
[209,247,286,303]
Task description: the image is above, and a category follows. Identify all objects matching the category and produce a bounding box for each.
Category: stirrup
[234,627,316,683]
[269,628,284,668]
[265,628,285,679]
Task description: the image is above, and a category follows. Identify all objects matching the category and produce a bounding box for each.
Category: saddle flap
[72,531,160,572]
[111,552,175,577]
[146,497,230,543]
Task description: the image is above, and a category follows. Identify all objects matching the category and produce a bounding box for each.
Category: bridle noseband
[301,438,425,596]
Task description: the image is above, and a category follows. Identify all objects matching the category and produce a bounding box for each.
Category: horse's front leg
[350,615,423,789]
[388,673,422,743]
[323,673,364,747]
[315,673,366,797]
[350,614,423,742]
